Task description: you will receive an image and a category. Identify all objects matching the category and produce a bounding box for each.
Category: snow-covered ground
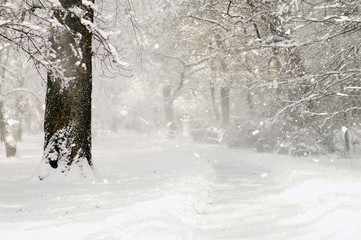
[1,132,361,239]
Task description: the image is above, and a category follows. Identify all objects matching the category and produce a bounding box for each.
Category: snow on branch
[0,0,131,79]
[189,15,230,31]
[80,18,129,68]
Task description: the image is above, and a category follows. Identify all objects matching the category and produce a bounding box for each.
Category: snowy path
[0,133,214,240]
[1,132,361,239]
[197,150,361,239]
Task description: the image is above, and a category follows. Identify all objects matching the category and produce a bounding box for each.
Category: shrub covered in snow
[224,118,338,156]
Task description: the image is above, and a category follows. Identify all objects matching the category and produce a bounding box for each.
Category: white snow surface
[1,132,361,239]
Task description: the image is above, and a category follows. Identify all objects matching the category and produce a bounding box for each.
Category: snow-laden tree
[0,0,127,178]
[103,0,212,134]
[291,0,361,154]
[40,0,94,178]
[0,0,94,177]
[183,0,361,155]
[103,0,360,155]
[0,43,43,158]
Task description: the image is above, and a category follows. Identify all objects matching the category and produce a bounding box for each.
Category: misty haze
[1,1,361,239]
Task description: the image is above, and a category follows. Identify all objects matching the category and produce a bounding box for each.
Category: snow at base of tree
[1,132,361,239]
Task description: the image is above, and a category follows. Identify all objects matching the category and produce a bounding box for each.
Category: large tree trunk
[39,0,93,179]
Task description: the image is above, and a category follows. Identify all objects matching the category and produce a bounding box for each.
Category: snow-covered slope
[1,132,361,239]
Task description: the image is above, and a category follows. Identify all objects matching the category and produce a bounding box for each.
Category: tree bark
[40,0,93,178]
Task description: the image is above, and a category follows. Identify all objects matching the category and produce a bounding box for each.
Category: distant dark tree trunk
[13,124,22,142]
[14,58,26,142]
[343,121,350,153]
[221,86,230,127]
[4,123,16,158]
[340,83,350,154]
[163,85,176,133]
[210,81,220,123]
[13,93,23,142]
[0,98,4,142]
[0,46,8,143]
[1,104,16,158]
[5,145,16,158]
[40,0,94,178]
[0,46,16,157]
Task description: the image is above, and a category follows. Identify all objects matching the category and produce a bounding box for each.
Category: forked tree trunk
[39,0,94,179]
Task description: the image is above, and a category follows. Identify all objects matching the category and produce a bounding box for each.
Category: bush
[224,119,275,152]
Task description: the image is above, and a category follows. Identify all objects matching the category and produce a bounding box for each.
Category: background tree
[2,0,360,163]
[0,40,43,158]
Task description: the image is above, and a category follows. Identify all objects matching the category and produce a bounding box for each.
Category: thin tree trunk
[343,115,350,153]
[163,86,175,133]
[40,0,93,179]
[221,86,230,127]
[4,120,16,158]
[342,100,350,154]
[340,82,350,154]
[0,45,9,142]
[13,57,25,142]
[0,46,16,157]
[210,78,220,122]
[0,98,4,142]
[13,92,23,142]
